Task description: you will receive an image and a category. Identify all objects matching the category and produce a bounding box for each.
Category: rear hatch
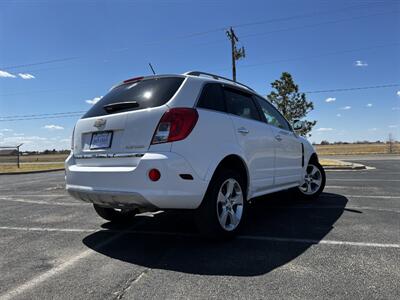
[72,76,185,166]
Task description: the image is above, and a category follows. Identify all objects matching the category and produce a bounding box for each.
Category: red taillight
[152,108,198,144]
[148,169,161,181]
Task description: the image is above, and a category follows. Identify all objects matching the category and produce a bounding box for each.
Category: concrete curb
[0,168,64,175]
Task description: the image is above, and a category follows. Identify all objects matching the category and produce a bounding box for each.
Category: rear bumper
[65,152,209,210]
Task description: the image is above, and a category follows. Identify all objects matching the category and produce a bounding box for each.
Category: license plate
[90,131,113,149]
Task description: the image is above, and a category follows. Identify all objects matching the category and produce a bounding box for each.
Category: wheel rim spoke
[312,178,322,188]
[226,179,234,197]
[229,210,239,226]
[230,192,242,205]
[217,191,226,204]
[220,208,229,226]
[310,166,318,176]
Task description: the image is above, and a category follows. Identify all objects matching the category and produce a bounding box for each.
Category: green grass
[0,163,65,174]
[316,143,400,156]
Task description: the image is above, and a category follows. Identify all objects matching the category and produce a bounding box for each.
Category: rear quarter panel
[171,109,248,182]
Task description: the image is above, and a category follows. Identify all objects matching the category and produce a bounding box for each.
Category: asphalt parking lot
[0,157,399,299]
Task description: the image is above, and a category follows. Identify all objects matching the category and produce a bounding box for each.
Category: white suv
[66,71,325,239]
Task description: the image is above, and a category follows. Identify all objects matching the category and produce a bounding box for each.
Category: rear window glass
[82,77,184,118]
[224,88,261,121]
[197,83,226,112]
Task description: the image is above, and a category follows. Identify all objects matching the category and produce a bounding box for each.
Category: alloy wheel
[216,178,244,231]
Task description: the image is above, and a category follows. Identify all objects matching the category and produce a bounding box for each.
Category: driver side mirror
[292,120,305,131]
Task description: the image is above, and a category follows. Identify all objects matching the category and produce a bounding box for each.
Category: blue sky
[0,0,399,150]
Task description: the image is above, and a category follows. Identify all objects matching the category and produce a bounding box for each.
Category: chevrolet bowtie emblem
[94,119,106,128]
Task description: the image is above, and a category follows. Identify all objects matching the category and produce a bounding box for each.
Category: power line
[1,83,399,122]
[193,9,398,48]
[240,10,398,41]
[212,42,400,71]
[0,114,84,122]
[0,57,79,71]
[304,84,400,94]
[0,2,385,72]
[2,41,398,98]
[0,111,86,119]
[232,2,388,30]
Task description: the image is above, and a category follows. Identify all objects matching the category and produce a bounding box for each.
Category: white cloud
[0,135,72,151]
[316,128,334,132]
[354,60,368,67]
[85,96,102,105]
[0,128,13,132]
[388,125,398,128]
[325,97,336,103]
[336,113,341,117]
[43,125,64,130]
[18,73,35,80]
[0,70,16,78]
[392,107,400,111]
[340,106,351,110]
[0,135,47,143]
[13,133,24,136]
[366,103,373,107]
[368,128,378,131]
[397,91,400,97]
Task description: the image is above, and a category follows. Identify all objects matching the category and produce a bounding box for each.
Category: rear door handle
[275,135,282,141]
[237,127,249,134]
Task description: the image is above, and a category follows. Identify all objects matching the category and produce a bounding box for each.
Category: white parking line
[0,229,126,300]
[0,194,67,198]
[0,198,86,206]
[325,185,379,190]
[326,194,400,199]
[237,235,400,248]
[280,206,400,213]
[0,226,95,233]
[329,178,400,182]
[0,226,398,249]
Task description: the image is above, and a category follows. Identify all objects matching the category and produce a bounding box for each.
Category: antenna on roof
[148,63,156,75]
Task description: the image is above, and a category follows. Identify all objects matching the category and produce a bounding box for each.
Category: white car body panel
[228,114,275,194]
[269,126,303,186]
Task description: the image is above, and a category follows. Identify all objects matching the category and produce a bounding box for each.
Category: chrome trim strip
[74,153,145,159]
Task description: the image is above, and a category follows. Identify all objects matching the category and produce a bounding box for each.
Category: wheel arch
[309,152,319,164]
[206,154,250,198]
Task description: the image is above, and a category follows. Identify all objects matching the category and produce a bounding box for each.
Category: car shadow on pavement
[82,192,348,276]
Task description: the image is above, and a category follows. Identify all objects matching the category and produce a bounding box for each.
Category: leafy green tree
[267,72,316,136]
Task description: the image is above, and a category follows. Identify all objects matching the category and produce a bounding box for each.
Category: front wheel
[93,204,137,223]
[294,162,326,200]
[195,169,247,240]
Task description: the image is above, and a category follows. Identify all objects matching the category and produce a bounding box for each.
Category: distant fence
[0,145,22,167]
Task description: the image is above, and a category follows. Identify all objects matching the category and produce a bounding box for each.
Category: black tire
[292,161,326,201]
[195,169,247,240]
[93,204,137,223]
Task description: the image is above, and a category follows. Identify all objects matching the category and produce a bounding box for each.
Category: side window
[196,83,226,113]
[224,88,260,121]
[255,96,290,131]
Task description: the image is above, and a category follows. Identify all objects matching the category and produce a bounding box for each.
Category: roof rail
[184,71,254,91]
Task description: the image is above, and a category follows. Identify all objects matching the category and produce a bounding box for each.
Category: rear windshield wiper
[103,101,139,113]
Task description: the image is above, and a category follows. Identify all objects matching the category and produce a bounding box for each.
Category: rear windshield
[82,77,184,118]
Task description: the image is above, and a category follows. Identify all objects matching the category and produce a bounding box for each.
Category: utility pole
[17,143,23,168]
[226,27,245,82]
[388,133,394,154]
